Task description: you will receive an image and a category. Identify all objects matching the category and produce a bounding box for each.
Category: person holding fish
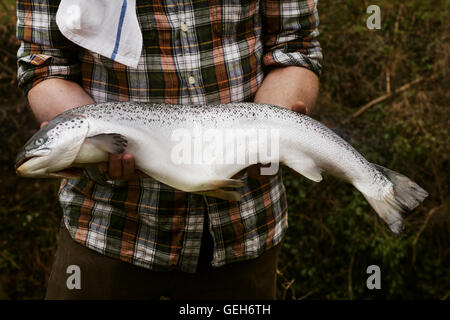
[16,0,323,299]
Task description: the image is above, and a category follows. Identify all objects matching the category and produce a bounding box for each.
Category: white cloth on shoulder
[56,0,142,68]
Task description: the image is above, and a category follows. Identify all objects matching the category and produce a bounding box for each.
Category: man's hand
[105,153,137,180]
[290,100,309,115]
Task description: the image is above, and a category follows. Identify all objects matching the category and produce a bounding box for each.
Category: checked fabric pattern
[16,0,322,272]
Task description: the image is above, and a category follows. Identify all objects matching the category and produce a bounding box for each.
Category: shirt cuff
[17,52,81,96]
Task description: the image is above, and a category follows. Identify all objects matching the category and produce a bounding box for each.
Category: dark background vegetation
[0,0,448,299]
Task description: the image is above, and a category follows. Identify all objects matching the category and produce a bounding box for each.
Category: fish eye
[35,138,45,146]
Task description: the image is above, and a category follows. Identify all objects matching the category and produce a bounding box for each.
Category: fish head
[15,114,89,178]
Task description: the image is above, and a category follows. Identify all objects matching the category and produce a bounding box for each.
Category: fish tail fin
[373,164,429,211]
[362,164,428,234]
[362,193,405,234]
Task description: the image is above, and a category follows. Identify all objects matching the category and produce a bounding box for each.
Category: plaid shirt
[16,0,322,273]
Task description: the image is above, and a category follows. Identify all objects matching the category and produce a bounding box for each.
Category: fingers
[40,121,49,129]
[122,153,135,179]
[290,101,309,115]
[108,153,137,180]
[108,153,124,179]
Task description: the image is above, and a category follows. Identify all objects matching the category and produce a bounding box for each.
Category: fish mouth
[15,155,38,171]
[15,155,46,177]
[15,148,83,179]
[15,155,83,178]
[15,148,51,171]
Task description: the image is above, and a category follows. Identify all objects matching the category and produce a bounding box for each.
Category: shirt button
[181,22,188,32]
[188,76,196,85]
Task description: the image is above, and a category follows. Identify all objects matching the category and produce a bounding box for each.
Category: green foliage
[0,0,448,299]
[0,1,20,102]
[276,0,449,300]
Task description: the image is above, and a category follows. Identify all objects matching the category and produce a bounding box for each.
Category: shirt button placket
[179,17,191,88]
[180,21,188,33]
[178,5,203,103]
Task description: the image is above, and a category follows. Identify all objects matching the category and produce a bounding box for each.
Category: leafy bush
[277,0,449,299]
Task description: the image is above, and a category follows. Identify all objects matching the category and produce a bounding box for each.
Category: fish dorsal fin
[284,158,323,182]
[86,134,128,154]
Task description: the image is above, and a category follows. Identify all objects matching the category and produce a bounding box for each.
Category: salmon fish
[15,102,428,234]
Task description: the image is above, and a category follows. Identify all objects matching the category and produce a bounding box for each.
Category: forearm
[27,78,94,123]
[254,66,319,114]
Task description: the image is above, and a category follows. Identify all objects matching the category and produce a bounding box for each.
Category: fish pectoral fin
[193,176,246,201]
[200,178,245,190]
[194,189,242,201]
[284,159,323,182]
[86,133,128,154]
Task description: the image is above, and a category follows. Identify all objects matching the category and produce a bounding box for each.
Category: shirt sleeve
[261,0,323,77]
[16,0,81,95]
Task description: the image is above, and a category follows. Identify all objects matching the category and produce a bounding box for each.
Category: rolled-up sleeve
[16,0,81,95]
[261,0,323,77]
